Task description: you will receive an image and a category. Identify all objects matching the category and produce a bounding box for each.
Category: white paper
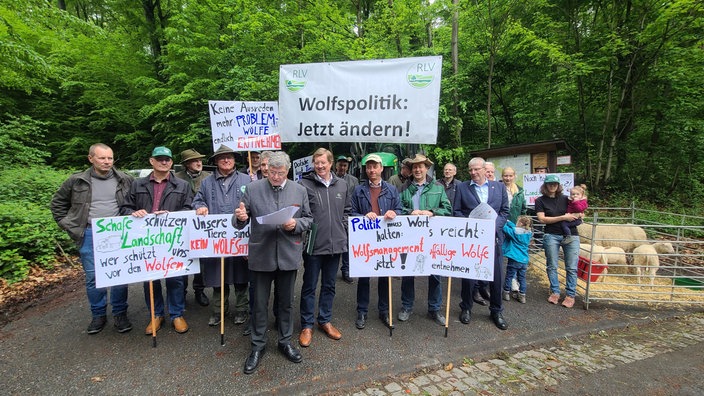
[256,206,300,224]
[469,202,498,221]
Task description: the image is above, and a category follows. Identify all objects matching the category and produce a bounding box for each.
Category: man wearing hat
[120,146,194,335]
[397,153,452,326]
[175,149,211,307]
[351,154,403,330]
[334,155,359,283]
[388,158,412,193]
[193,144,252,328]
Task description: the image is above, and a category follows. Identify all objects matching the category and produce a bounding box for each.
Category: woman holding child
[534,175,582,308]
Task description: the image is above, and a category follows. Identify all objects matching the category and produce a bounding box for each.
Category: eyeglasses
[268,170,288,177]
[153,157,172,163]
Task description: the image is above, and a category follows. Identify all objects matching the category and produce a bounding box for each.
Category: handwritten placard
[208,100,282,152]
[348,215,496,281]
[92,212,200,288]
[293,155,313,181]
[188,214,250,258]
[523,173,574,205]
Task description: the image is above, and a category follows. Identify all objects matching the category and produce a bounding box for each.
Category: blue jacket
[501,221,532,264]
[192,170,250,215]
[350,180,403,217]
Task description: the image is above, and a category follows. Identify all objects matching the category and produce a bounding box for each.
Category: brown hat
[180,149,205,164]
[209,145,236,161]
[406,153,433,167]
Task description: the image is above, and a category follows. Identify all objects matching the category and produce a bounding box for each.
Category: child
[502,215,533,303]
[561,184,588,245]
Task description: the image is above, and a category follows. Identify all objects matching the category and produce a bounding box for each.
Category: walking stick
[388,276,393,337]
[149,280,157,347]
[220,257,225,346]
[445,277,452,338]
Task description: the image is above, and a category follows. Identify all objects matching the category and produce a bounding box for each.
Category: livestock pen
[528,205,704,309]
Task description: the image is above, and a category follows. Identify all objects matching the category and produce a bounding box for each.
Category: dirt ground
[0,260,84,326]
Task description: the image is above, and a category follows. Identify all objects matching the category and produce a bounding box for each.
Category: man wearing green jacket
[397,154,452,326]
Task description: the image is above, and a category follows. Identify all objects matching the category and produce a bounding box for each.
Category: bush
[0,165,76,283]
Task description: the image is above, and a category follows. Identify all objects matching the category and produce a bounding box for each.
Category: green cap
[544,174,560,183]
[151,146,172,158]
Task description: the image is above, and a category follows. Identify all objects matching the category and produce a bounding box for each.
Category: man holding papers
[233,151,313,374]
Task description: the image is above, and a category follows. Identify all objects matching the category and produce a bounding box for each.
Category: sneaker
[562,296,575,308]
[113,314,132,333]
[518,293,527,304]
[547,293,560,304]
[87,316,107,334]
[397,308,412,322]
[428,311,446,326]
[562,236,573,245]
[502,290,511,301]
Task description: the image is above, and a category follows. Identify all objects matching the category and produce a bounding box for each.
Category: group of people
[51,143,587,375]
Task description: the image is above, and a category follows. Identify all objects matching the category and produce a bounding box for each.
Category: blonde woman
[501,167,526,223]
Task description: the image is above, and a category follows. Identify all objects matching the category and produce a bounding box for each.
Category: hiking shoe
[562,296,575,308]
[87,316,107,334]
[548,293,560,304]
[113,314,132,333]
[502,290,511,301]
[518,293,527,304]
[397,308,412,322]
[562,236,573,245]
[208,314,221,327]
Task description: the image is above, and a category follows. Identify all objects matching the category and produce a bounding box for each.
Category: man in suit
[233,151,313,374]
[453,157,510,330]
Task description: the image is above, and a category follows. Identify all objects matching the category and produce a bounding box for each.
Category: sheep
[577,223,647,253]
[632,242,675,286]
[602,246,628,274]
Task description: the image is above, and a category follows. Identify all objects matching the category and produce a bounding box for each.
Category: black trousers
[249,269,297,351]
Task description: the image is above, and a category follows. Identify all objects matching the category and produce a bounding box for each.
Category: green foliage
[0,164,75,283]
[0,115,50,165]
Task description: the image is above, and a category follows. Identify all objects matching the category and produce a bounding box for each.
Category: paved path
[2,270,702,395]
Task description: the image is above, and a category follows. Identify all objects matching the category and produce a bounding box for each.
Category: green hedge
[0,166,75,283]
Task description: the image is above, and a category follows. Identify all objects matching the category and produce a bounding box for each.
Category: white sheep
[602,246,627,274]
[632,242,675,286]
[577,223,647,253]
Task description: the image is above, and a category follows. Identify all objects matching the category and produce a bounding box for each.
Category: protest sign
[279,56,442,144]
[207,100,281,153]
[348,215,495,281]
[523,173,574,205]
[293,155,313,181]
[188,214,249,258]
[93,212,199,288]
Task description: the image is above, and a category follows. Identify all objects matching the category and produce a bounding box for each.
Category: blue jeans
[80,228,128,317]
[543,233,580,297]
[356,277,390,315]
[300,253,340,328]
[143,277,185,319]
[400,275,443,312]
[504,258,528,294]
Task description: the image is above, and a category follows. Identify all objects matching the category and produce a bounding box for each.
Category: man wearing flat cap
[397,153,452,326]
[120,146,194,335]
[175,148,211,307]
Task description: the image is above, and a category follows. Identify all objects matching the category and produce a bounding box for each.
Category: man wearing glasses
[121,146,194,335]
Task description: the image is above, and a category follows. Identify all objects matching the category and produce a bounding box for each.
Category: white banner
[188,214,249,258]
[279,56,442,144]
[348,215,495,280]
[92,212,200,288]
[523,173,574,205]
[208,100,281,152]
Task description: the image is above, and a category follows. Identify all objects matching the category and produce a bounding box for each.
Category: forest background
[1,0,702,283]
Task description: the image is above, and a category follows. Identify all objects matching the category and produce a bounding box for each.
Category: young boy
[502,216,533,303]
